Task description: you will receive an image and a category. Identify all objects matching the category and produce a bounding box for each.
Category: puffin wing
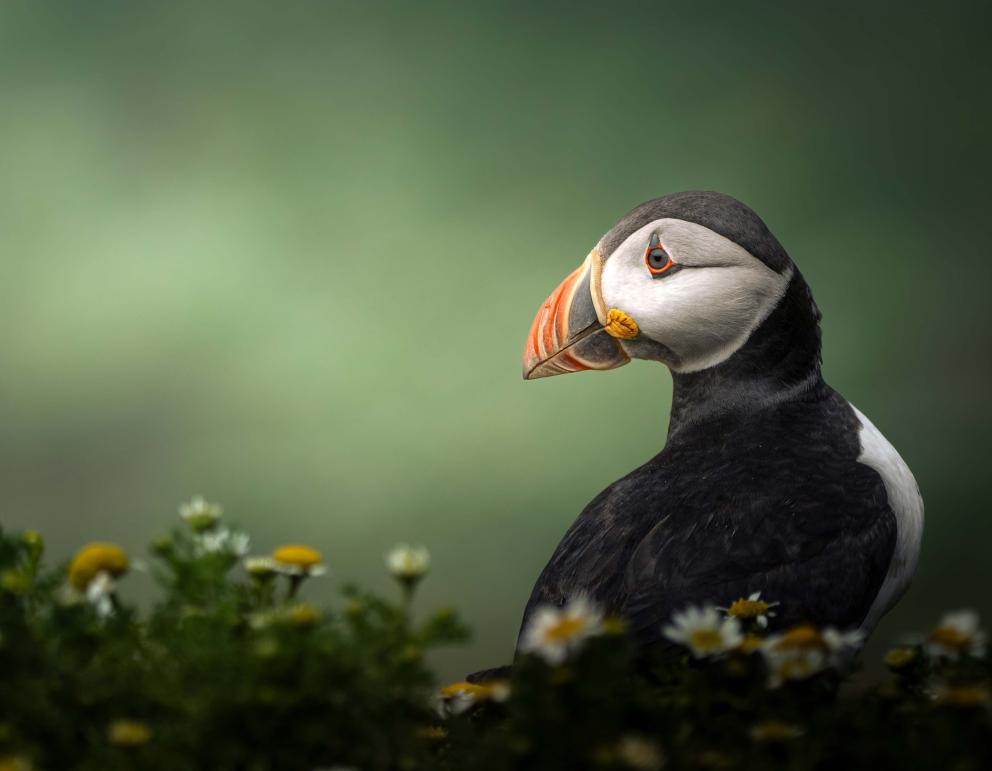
[620,455,898,642]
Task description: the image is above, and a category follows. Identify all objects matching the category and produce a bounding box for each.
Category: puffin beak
[523,249,631,380]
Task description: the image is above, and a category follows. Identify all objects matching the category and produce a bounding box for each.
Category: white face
[598,218,793,373]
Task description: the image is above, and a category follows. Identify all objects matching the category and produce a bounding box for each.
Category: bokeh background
[1,1,989,680]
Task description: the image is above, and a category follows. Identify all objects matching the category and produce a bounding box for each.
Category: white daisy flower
[762,647,826,687]
[270,544,328,577]
[194,527,250,558]
[385,544,431,582]
[178,495,223,531]
[519,595,604,665]
[228,531,251,557]
[761,624,861,687]
[85,571,116,618]
[926,609,986,660]
[822,627,865,662]
[663,605,743,658]
[720,591,780,628]
[438,680,510,715]
[243,556,279,579]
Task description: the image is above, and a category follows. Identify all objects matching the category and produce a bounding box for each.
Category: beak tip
[521,360,541,380]
[522,354,536,380]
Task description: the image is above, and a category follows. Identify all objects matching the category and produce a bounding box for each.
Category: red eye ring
[644,241,675,275]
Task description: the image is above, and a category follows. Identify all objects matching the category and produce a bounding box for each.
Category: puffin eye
[644,233,676,277]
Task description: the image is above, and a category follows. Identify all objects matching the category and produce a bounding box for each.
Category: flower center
[107,719,152,746]
[727,598,770,618]
[777,656,820,680]
[272,545,322,568]
[68,543,130,590]
[738,634,764,653]
[884,647,917,669]
[688,628,724,651]
[775,625,824,651]
[544,616,586,643]
[439,681,489,699]
[929,626,972,649]
[939,685,990,706]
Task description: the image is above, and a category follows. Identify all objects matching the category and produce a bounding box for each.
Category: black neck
[667,270,826,438]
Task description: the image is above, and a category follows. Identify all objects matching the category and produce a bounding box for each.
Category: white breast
[850,404,924,632]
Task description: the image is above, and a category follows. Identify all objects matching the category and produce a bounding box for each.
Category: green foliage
[0,517,466,771]
[0,507,989,771]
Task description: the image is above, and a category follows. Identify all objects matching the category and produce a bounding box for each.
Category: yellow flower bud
[20,530,43,551]
[884,647,917,670]
[0,571,31,594]
[68,543,129,590]
[272,545,326,576]
[285,603,321,627]
[107,719,152,746]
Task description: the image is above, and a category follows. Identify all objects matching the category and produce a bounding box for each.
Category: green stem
[288,574,303,600]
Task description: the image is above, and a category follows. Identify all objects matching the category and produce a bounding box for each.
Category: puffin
[518,191,923,653]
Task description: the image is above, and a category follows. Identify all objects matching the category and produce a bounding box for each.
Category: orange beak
[523,251,630,379]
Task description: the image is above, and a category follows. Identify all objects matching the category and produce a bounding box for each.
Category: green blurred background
[1,1,989,680]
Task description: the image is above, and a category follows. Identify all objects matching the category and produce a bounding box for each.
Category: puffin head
[523,191,809,380]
